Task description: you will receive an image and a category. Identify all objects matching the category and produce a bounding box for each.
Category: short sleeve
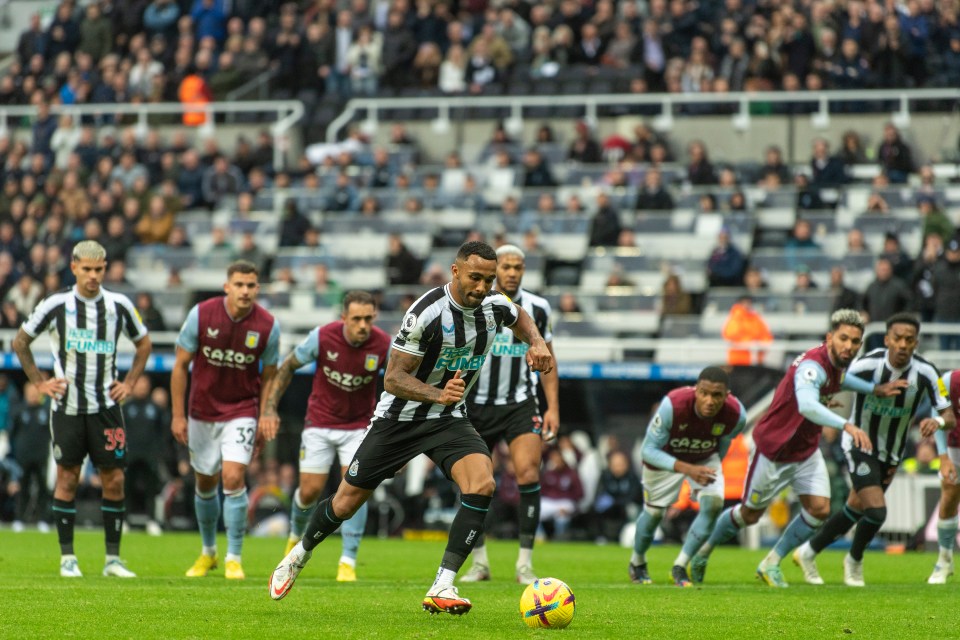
[21,295,60,337]
[393,307,433,357]
[175,305,200,353]
[541,299,554,343]
[118,295,148,341]
[490,292,519,328]
[261,319,281,366]
[293,328,321,365]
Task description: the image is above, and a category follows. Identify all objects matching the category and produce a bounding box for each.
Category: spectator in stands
[932,237,960,350]
[568,121,602,164]
[759,145,791,185]
[438,44,466,94]
[521,148,557,188]
[722,295,773,366]
[846,229,870,255]
[464,39,498,92]
[839,130,867,165]
[313,264,342,306]
[201,155,245,209]
[810,138,847,186]
[635,168,674,212]
[876,122,915,183]
[686,140,717,185]
[881,232,914,282]
[380,10,418,89]
[5,274,42,318]
[592,450,642,543]
[706,228,747,287]
[911,233,944,322]
[135,292,166,332]
[660,273,692,317]
[829,265,861,313]
[792,264,818,292]
[540,443,584,540]
[918,194,955,244]
[862,256,913,347]
[17,14,46,64]
[145,0,180,42]
[605,265,635,291]
[31,100,57,166]
[134,194,175,244]
[557,292,582,317]
[0,299,25,329]
[347,24,382,96]
[497,7,531,58]
[588,192,622,247]
[386,233,422,285]
[104,260,131,288]
[325,171,360,213]
[234,231,267,275]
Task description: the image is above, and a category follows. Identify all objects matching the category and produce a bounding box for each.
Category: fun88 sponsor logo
[201,346,256,369]
[322,366,374,392]
[435,346,486,371]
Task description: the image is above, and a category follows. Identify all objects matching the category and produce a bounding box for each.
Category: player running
[629,366,746,587]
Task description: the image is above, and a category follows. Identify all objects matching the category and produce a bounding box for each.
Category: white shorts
[942,447,960,485]
[188,417,257,476]
[300,426,367,475]
[742,449,830,510]
[642,454,725,508]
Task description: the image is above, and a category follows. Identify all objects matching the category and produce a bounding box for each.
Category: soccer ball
[519,577,575,629]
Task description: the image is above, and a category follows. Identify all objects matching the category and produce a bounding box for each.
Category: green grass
[0,528,955,639]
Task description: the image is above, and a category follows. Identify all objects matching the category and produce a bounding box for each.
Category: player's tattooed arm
[263,353,304,417]
[12,328,66,400]
[385,349,462,405]
[509,307,553,373]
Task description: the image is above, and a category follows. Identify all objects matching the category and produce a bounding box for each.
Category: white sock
[674,551,690,567]
[203,545,217,557]
[517,547,532,568]
[762,550,782,566]
[630,551,644,565]
[940,548,954,563]
[432,567,456,590]
[226,553,241,563]
[339,555,356,567]
[472,545,489,566]
[105,554,119,563]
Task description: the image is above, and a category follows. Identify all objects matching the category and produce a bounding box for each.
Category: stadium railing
[0,100,304,171]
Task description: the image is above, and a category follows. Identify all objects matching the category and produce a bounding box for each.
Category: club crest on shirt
[364,354,379,371]
[485,313,496,331]
[712,423,726,436]
[245,331,260,349]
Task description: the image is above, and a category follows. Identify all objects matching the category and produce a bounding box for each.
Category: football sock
[849,507,886,562]
[633,506,665,561]
[223,487,248,558]
[102,499,125,556]
[517,483,541,550]
[700,505,745,557]
[302,496,344,551]
[517,547,532,568]
[289,488,316,538]
[440,493,491,573]
[340,501,368,561]
[937,515,958,558]
[770,508,823,563]
[194,488,220,551]
[431,566,457,591]
[809,504,862,553]
[53,498,76,555]
[676,495,722,567]
[472,544,489,567]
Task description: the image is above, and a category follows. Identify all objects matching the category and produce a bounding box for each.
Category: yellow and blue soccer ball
[519,577,575,629]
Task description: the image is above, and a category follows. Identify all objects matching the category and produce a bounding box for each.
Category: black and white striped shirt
[374,284,519,421]
[842,348,949,464]
[470,287,553,406]
[22,287,148,415]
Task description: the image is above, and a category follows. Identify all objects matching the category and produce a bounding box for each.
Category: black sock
[53,499,76,555]
[517,483,541,550]
[302,496,344,551]
[102,499,125,556]
[809,505,862,553]
[850,508,886,562]
[442,493,492,572]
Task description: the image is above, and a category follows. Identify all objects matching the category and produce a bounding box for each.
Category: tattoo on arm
[384,350,440,404]
[265,356,300,415]
[12,329,42,384]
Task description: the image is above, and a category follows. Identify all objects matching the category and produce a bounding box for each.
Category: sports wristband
[935,415,947,429]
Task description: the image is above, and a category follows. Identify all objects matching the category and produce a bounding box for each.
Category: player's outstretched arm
[12,327,66,400]
[384,349,464,405]
[540,341,560,441]
[170,346,194,445]
[509,307,553,373]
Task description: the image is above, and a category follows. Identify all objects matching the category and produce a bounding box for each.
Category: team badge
[485,313,496,331]
[401,312,417,333]
[53,445,62,461]
[348,459,360,477]
[245,331,260,349]
[856,462,870,476]
[749,490,762,506]
[711,423,725,436]
[364,354,379,371]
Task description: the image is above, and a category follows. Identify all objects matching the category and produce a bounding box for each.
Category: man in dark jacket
[635,168,674,211]
[810,138,847,186]
[9,382,50,531]
[932,237,960,349]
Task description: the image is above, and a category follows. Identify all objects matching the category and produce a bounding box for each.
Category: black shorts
[845,447,897,492]
[467,397,542,452]
[51,405,127,469]
[344,415,489,490]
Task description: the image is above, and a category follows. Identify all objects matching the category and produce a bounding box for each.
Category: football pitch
[0,529,955,639]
